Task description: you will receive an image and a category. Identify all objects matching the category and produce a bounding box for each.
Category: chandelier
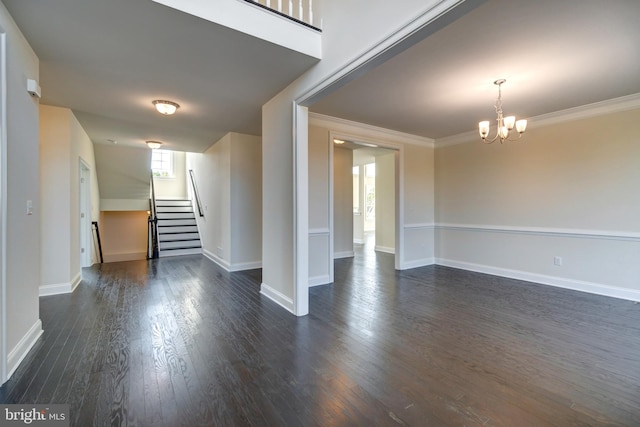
[478,79,527,144]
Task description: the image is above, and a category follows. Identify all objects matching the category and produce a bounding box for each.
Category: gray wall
[1,2,41,381]
[94,144,151,211]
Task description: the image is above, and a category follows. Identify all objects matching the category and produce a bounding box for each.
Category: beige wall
[435,108,640,296]
[189,133,231,265]
[403,143,436,264]
[230,133,262,267]
[187,132,261,271]
[40,106,71,286]
[375,152,395,252]
[40,105,101,292]
[308,126,330,231]
[436,110,640,229]
[101,211,148,262]
[404,144,435,225]
[334,146,354,257]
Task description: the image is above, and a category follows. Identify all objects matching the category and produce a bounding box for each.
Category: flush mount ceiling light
[478,79,527,144]
[333,139,345,144]
[152,99,180,115]
[146,141,162,149]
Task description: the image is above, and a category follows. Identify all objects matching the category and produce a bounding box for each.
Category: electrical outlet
[554,256,563,266]
[217,247,223,257]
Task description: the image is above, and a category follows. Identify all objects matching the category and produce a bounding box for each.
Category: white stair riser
[159,247,202,257]
[158,218,196,226]
[156,206,193,213]
[159,233,200,242]
[157,225,198,233]
[160,240,201,249]
[157,212,195,220]
[156,199,192,207]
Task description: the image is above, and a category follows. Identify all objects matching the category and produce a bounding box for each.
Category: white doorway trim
[293,103,309,316]
[79,158,91,268]
[0,29,8,384]
[329,131,403,271]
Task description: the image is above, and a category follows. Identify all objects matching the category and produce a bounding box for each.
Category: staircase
[155,199,202,257]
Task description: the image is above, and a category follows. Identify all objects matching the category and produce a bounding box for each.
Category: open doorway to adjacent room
[351,145,396,257]
[330,137,398,268]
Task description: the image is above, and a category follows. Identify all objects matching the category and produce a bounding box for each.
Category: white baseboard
[334,251,354,259]
[6,319,43,381]
[260,282,295,314]
[71,273,82,292]
[375,245,395,254]
[309,275,332,287]
[399,258,435,270]
[436,258,640,302]
[229,260,262,272]
[39,273,82,297]
[203,249,230,270]
[203,249,261,272]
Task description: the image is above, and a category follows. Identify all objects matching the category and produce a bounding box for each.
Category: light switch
[27,200,33,215]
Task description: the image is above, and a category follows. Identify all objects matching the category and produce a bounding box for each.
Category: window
[151,149,174,177]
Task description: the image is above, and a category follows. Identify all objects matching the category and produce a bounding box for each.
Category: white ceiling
[3,0,319,152]
[311,0,640,139]
[3,0,640,151]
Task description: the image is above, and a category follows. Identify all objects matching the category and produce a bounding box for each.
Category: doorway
[79,160,92,268]
[351,146,397,258]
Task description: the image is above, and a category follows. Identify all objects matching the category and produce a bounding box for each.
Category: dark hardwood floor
[2,238,639,426]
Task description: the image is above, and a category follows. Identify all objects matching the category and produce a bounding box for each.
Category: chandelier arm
[481,131,501,144]
[503,132,525,142]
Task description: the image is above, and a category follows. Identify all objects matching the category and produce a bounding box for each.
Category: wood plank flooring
[1,243,639,426]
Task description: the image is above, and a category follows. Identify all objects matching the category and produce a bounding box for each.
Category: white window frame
[151,149,174,178]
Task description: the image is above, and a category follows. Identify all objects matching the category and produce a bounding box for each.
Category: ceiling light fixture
[146,141,162,149]
[333,139,345,144]
[152,99,180,115]
[478,79,527,144]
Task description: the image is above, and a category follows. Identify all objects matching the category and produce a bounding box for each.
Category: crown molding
[436,92,640,148]
[309,112,435,148]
